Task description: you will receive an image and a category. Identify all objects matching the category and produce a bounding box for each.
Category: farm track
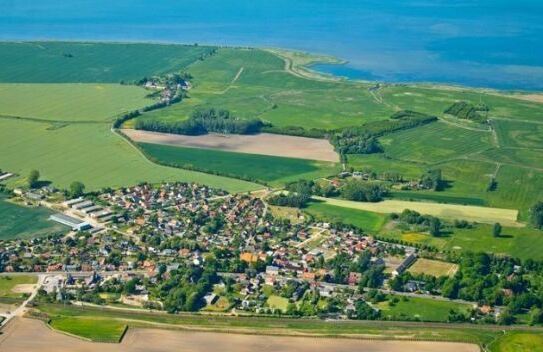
[0,114,109,124]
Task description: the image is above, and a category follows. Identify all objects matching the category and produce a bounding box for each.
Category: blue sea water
[1,0,542,90]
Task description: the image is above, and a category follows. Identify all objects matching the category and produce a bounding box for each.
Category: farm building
[49,213,92,231]
[392,253,417,277]
[72,200,93,210]
[63,197,84,207]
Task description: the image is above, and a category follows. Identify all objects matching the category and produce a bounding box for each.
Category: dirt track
[0,318,479,352]
[123,129,339,162]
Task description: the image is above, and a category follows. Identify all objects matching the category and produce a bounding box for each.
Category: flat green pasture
[388,224,543,261]
[493,119,543,149]
[0,196,68,240]
[0,119,259,192]
[139,142,339,185]
[380,121,493,164]
[377,296,471,322]
[304,201,387,232]
[476,148,543,170]
[0,83,154,121]
[50,316,127,342]
[266,295,290,312]
[381,85,543,123]
[139,48,393,130]
[0,42,215,83]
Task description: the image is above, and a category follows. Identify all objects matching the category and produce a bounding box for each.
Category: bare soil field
[314,196,521,227]
[123,129,339,162]
[0,318,479,352]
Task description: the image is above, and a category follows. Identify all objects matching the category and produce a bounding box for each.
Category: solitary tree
[27,169,40,188]
[493,223,502,238]
[69,181,85,198]
[531,201,543,230]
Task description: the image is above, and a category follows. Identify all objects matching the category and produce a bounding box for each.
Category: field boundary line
[0,114,109,125]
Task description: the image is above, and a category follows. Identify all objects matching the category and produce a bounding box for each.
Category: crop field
[377,296,471,322]
[0,42,215,83]
[138,142,339,185]
[0,83,154,122]
[304,201,387,232]
[0,196,68,240]
[476,148,543,170]
[0,119,260,193]
[408,259,458,277]
[313,196,520,227]
[380,121,494,164]
[493,119,543,149]
[124,129,339,162]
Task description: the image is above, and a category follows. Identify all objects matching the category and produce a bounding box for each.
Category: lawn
[0,83,154,122]
[304,201,387,232]
[377,296,472,322]
[266,295,290,312]
[0,42,215,83]
[49,316,127,342]
[0,196,68,240]
[408,258,458,278]
[0,275,37,299]
[0,119,260,193]
[139,142,340,186]
[490,332,543,352]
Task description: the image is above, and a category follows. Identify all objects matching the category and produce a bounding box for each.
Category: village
[0,181,501,323]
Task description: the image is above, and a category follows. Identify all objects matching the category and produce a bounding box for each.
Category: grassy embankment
[31,303,543,350]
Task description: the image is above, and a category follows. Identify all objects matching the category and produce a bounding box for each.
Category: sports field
[0,275,37,302]
[0,119,260,192]
[0,84,154,122]
[377,296,471,322]
[0,196,68,240]
[138,142,339,185]
[408,259,458,278]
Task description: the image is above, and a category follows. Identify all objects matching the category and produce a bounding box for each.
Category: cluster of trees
[262,125,328,139]
[267,180,339,208]
[341,180,388,202]
[136,108,265,136]
[444,101,489,123]
[158,263,219,313]
[330,110,437,156]
[531,201,543,229]
[394,209,442,236]
[420,169,444,191]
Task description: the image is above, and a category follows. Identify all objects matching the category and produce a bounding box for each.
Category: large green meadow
[0,83,153,122]
[0,42,215,83]
[139,142,339,186]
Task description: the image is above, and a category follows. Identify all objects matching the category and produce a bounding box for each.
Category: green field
[138,47,393,130]
[304,201,387,232]
[0,196,68,240]
[266,295,290,312]
[50,316,127,342]
[0,119,260,192]
[139,142,339,185]
[0,275,37,301]
[380,121,494,164]
[0,42,215,83]
[0,83,154,122]
[493,119,543,149]
[489,332,543,352]
[377,296,471,322]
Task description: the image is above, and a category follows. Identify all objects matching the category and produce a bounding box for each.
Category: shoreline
[0,38,542,94]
